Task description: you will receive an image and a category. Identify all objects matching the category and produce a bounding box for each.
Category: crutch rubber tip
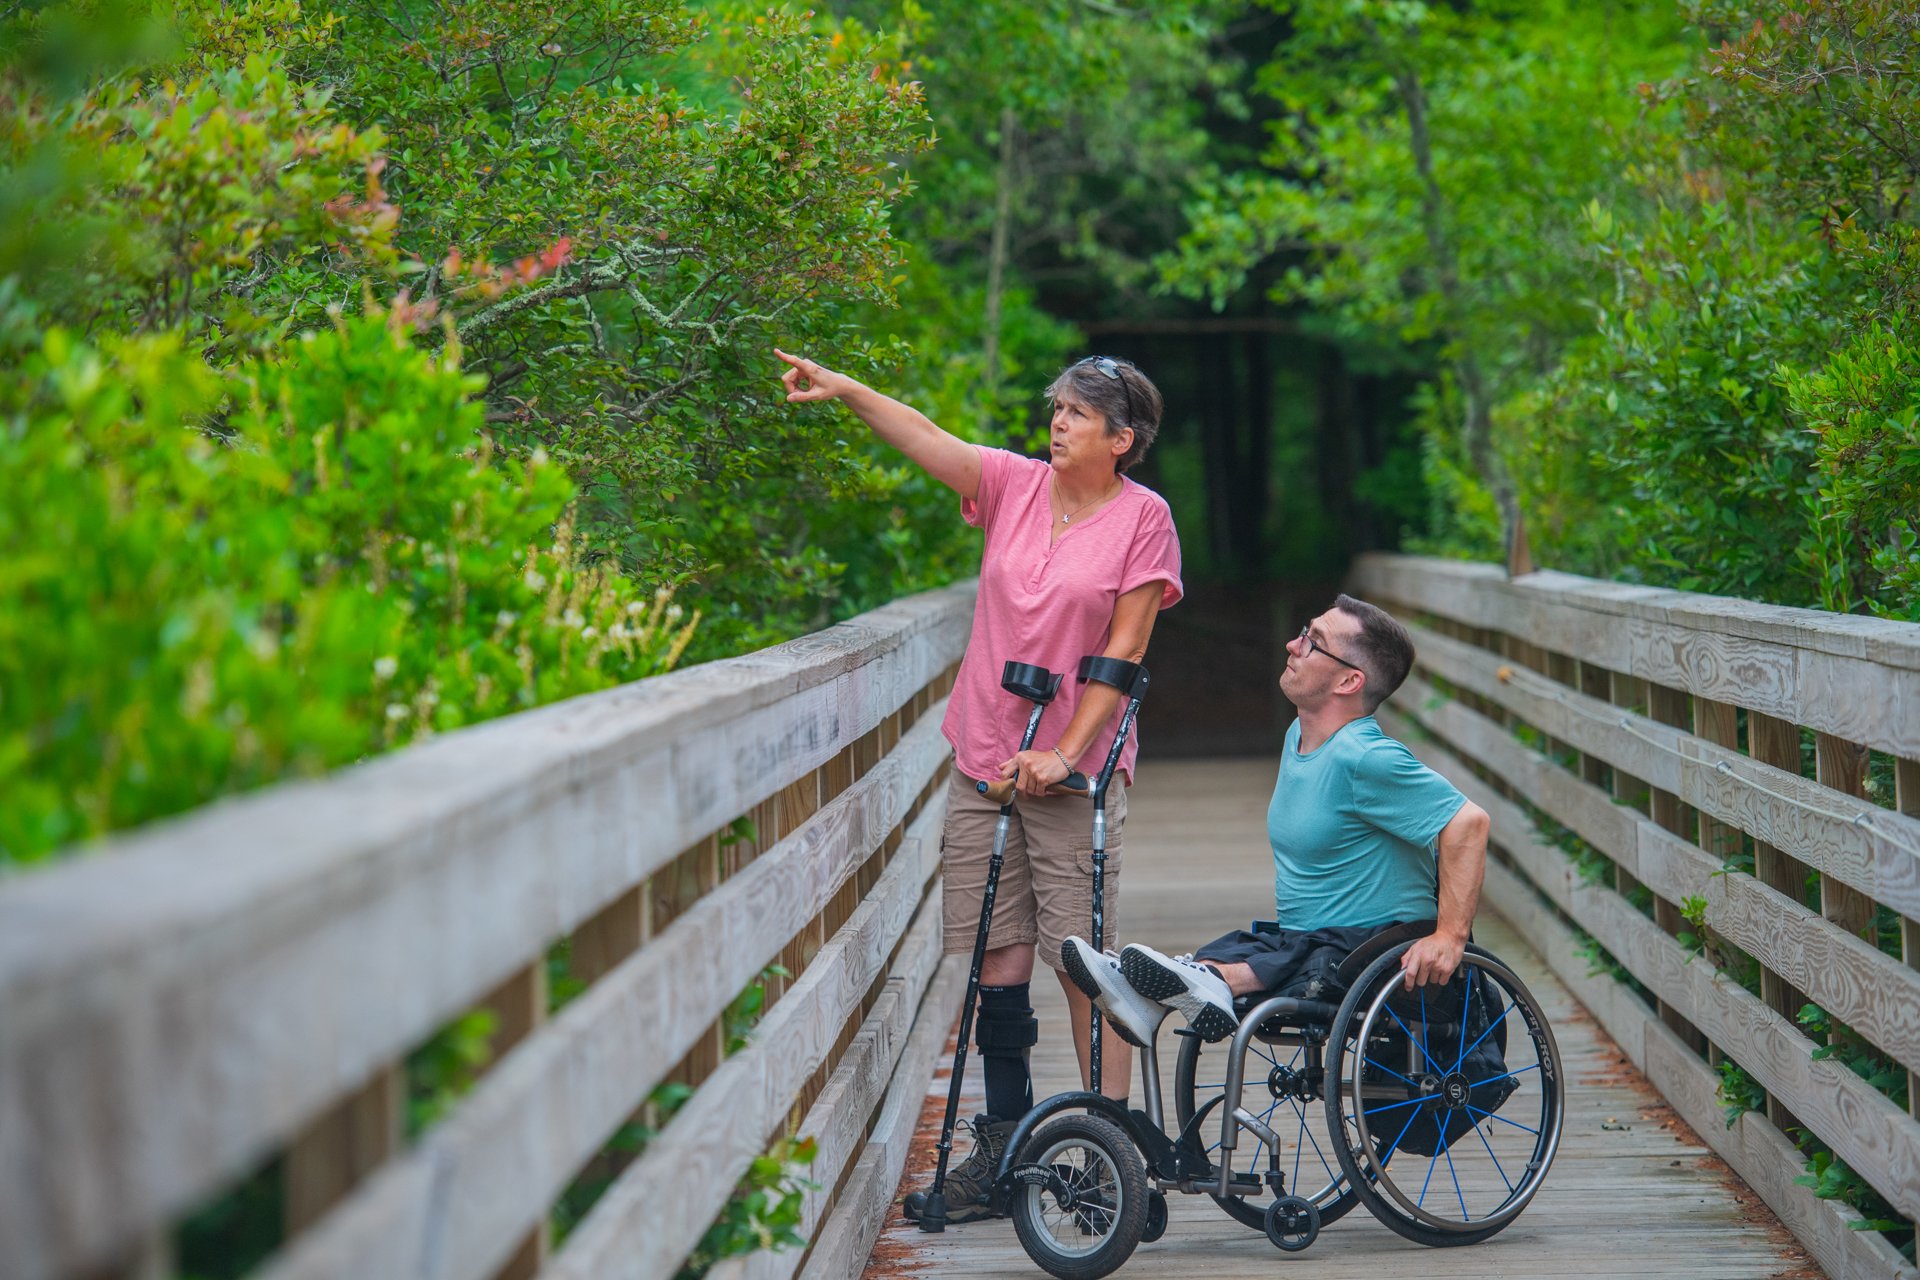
[917,1191,949,1233]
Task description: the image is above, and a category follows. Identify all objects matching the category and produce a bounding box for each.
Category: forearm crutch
[918,661,1078,1232]
[1070,656,1149,1094]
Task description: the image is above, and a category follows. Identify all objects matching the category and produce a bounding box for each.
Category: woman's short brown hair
[1043,357,1164,473]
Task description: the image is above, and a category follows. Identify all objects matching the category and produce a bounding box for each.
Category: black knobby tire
[1172,1027,1366,1232]
[1009,1113,1150,1280]
[1323,943,1565,1248]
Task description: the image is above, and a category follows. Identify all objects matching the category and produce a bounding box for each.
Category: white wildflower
[373,655,399,680]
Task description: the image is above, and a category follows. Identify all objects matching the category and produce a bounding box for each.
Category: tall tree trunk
[982,106,1019,409]
[1389,59,1520,549]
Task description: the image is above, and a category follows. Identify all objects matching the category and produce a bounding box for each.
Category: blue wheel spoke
[1297,1104,1338,1183]
[1386,1103,1421,1160]
[1464,1103,1539,1136]
[1443,1128,1469,1219]
[1476,1117,1517,1192]
[1385,1003,1446,1076]
[1365,1093,1438,1117]
[1452,969,1476,1074]
[1363,1054,1423,1089]
[1417,1119,1442,1207]
[1468,1063,1540,1090]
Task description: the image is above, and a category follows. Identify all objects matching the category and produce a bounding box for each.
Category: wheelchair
[990,924,1565,1279]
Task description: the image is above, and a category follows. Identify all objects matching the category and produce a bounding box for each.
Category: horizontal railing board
[798,956,969,1280]
[548,865,950,1280]
[1480,857,1918,1280]
[1381,705,1920,1221]
[1405,624,1920,919]
[1356,554,1920,672]
[255,711,952,1280]
[1397,673,1920,1076]
[1354,555,1920,755]
[730,848,946,1280]
[0,583,974,1280]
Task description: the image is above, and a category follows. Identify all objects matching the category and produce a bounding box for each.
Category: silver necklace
[1054,477,1119,525]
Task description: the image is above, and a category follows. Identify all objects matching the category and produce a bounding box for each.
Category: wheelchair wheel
[1009,1113,1149,1280]
[1324,944,1564,1247]
[1174,1026,1367,1232]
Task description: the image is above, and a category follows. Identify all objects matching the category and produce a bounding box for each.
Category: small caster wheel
[1264,1194,1320,1252]
[1141,1190,1168,1243]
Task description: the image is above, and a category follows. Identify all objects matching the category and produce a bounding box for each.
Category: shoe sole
[1121,948,1238,1042]
[1060,941,1149,1048]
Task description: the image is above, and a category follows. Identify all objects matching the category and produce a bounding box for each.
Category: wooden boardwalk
[865,759,1818,1279]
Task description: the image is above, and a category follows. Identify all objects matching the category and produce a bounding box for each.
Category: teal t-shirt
[1267,716,1467,932]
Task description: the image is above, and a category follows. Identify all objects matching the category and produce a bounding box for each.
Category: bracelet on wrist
[1052,746,1074,773]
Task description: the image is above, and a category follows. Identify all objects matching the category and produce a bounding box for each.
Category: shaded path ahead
[866,759,1817,1279]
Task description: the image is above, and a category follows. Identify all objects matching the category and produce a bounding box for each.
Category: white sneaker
[1061,936,1165,1049]
[1120,944,1239,1042]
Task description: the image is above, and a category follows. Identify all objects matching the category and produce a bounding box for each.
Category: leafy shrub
[0,316,694,865]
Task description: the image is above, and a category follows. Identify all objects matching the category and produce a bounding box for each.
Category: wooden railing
[0,582,976,1280]
[1352,554,1920,1280]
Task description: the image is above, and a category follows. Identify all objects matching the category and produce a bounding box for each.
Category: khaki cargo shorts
[938,768,1127,973]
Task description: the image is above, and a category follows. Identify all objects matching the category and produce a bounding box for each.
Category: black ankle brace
[976,983,1037,1119]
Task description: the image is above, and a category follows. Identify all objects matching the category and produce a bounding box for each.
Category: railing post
[1900,757,1920,1126]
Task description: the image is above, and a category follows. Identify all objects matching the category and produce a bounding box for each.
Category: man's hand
[1000,748,1071,797]
[1399,931,1467,989]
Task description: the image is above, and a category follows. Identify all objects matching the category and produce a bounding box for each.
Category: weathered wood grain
[1354,554,1920,754]
[255,719,952,1280]
[1381,707,1920,1222]
[547,882,950,1280]
[1481,857,1917,1280]
[1402,623,1920,918]
[1392,675,1920,1079]
[802,956,969,1280]
[0,584,974,1280]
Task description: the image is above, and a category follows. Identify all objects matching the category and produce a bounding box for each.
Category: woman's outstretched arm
[776,348,981,499]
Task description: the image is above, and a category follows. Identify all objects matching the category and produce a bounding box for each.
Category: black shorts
[1194,920,1425,1001]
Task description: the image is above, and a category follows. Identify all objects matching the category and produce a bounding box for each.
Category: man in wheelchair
[999,598,1557,1273]
[1064,594,1490,1053]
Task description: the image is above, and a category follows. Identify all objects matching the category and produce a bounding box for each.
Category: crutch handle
[975,771,1091,805]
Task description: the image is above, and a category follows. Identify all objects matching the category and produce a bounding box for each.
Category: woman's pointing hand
[775,348,853,403]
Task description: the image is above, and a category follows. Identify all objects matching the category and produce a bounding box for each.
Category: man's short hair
[1334,594,1416,713]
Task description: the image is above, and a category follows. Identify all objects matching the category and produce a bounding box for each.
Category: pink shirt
[942,446,1183,787]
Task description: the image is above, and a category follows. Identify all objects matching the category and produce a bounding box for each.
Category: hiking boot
[901,1114,1017,1224]
[1121,944,1239,1042]
[1062,936,1165,1048]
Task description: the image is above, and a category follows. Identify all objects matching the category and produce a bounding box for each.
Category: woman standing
[776,349,1182,1223]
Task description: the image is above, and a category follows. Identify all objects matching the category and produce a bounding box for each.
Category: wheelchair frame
[991,937,1566,1278]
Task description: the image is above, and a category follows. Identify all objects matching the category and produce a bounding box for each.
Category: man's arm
[1399,800,1489,988]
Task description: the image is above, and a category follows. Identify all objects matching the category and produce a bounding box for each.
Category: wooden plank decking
[864,759,1818,1279]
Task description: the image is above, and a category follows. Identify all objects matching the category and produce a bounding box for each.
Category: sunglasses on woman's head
[1078,355,1138,433]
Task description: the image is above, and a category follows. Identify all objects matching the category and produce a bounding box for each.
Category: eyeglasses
[1078,355,1138,434]
[1297,624,1364,673]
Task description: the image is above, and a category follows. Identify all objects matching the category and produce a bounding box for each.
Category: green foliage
[0,317,695,864]
[1796,1138,1913,1251]
[407,1007,500,1138]
[678,1134,819,1280]
[1165,0,1920,617]
[1714,1058,1765,1128]
[724,963,791,1055]
[1797,1004,1910,1108]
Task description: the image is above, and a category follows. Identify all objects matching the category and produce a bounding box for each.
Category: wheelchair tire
[1324,942,1565,1247]
[1009,1113,1150,1280]
[1173,1026,1368,1232]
